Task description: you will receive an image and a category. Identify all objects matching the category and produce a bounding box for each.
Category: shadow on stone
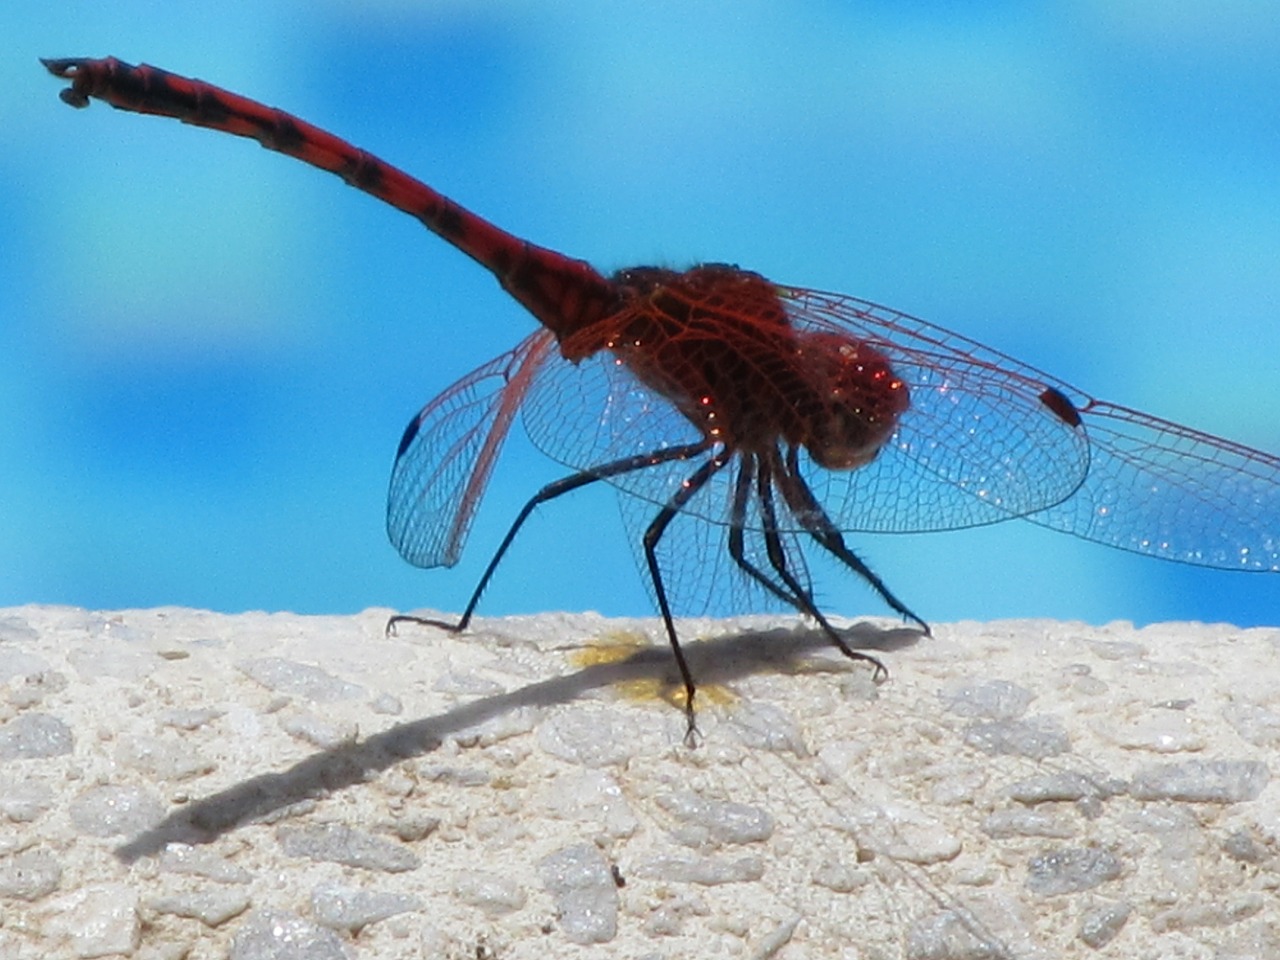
[115,619,922,862]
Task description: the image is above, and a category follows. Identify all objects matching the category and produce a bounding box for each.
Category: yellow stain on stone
[569,629,737,710]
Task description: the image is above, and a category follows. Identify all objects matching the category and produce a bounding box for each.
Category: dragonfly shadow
[113,619,921,863]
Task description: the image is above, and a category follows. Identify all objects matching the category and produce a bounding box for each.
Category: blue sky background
[4,2,1279,627]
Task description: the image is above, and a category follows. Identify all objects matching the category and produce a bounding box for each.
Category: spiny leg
[754,451,889,678]
[725,454,813,609]
[388,440,711,635]
[641,451,734,745]
[779,446,929,637]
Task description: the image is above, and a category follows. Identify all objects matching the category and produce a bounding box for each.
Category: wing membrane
[387,329,556,568]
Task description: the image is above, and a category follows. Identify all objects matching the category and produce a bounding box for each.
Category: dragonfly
[44,57,1280,738]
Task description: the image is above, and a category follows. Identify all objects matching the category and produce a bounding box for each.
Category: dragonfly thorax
[566,264,906,469]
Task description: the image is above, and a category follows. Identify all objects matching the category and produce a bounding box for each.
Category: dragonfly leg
[387,468,604,637]
[641,452,733,746]
[779,447,930,639]
[754,452,890,679]
[725,455,812,608]
[387,440,712,637]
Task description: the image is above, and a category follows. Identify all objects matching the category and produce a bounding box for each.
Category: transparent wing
[789,289,1280,570]
[614,456,815,620]
[1024,402,1280,570]
[522,289,1094,537]
[387,329,556,568]
[523,283,1280,573]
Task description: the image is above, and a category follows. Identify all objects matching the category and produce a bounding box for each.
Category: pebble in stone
[310,883,423,932]
[383,812,441,843]
[0,778,55,822]
[724,701,807,755]
[855,803,963,866]
[1025,845,1121,897]
[417,763,491,787]
[236,657,366,702]
[938,679,1034,720]
[369,693,403,716]
[0,646,49,683]
[1006,771,1118,805]
[905,908,1011,960]
[451,704,542,747]
[276,823,420,873]
[1221,827,1268,864]
[752,913,801,958]
[160,707,225,731]
[433,670,504,695]
[116,735,216,781]
[279,712,359,750]
[1150,894,1264,933]
[962,716,1070,760]
[86,614,146,642]
[69,784,166,838]
[536,707,644,768]
[982,808,1078,840]
[1079,900,1132,948]
[1103,713,1206,753]
[149,889,252,927]
[656,792,774,847]
[67,644,152,682]
[452,870,527,917]
[1129,759,1270,803]
[42,883,140,957]
[6,669,69,709]
[230,909,350,960]
[631,853,766,886]
[537,843,619,945]
[811,858,874,894]
[539,770,639,839]
[0,615,38,642]
[1222,701,1280,747]
[1086,638,1145,661]
[159,844,253,884]
[0,848,62,901]
[0,712,73,759]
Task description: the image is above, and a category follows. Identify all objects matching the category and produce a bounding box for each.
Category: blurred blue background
[4,2,1278,626]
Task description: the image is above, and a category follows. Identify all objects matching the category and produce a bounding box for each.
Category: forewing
[788,288,1280,570]
[387,329,556,568]
[522,283,1278,568]
[784,288,1093,533]
[523,287,1096,535]
[1027,402,1280,570]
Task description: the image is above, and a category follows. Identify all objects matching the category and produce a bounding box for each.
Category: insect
[45,57,1280,738]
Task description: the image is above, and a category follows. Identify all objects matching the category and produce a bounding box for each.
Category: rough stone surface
[0,605,1277,958]
[537,842,619,944]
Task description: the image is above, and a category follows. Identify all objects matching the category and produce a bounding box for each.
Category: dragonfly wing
[787,288,1280,568]
[1026,402,1280,570]
[526,289,1094,537]
[615,458,816,620]
[387,329,556,568]
[776,289,1096,533]
[521,343,704,467]
[524,282,1278,570]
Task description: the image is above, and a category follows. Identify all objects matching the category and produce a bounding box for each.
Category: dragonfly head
[796,331,908,470]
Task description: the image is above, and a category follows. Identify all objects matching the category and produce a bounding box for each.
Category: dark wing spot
[395,415,422,460]
[1039,386,1082,428]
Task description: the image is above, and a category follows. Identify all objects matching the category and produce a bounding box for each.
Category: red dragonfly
[45,57,1280,735]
